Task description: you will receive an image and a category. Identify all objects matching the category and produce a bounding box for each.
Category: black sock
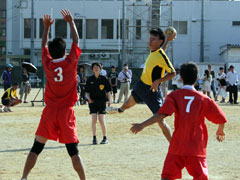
[93,136,96,140]
[103,136,107,140]
[118,108,124,113]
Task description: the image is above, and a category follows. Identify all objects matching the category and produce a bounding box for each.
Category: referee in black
[85,62,111,145]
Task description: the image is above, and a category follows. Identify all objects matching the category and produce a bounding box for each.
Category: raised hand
[42,14,54,28]
[61,9,73,23]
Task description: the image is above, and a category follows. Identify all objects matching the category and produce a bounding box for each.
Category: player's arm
[61,9,79,45]
[41,14,54,49]
[131,113,172,142]
[162,33,176,52]
[216,124,225,142]
[150,72,176,92]
[106,92,111,107]
[85,92,93,103]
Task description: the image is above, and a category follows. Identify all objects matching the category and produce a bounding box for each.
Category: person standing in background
[2,64,13,91]
[117,64,132,103]
[19,68,31,103]
[226,65,238,104]
[108,66,118,103]
[79,65,87,105]
[99,63,107,77]
[208,64,217,100]
[215,67,227,103]
[202,69,212,98]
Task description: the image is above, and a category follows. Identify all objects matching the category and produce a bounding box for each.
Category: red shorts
[35,106,79,144]
[161,154,208,180]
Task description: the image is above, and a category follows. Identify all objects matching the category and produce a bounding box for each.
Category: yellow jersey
[141,48,175,86]
[1,87,17,100]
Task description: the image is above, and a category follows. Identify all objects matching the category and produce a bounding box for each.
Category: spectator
[215,67,227,103]
[2,64,13,91]
[1,82,22,112]
[19,68,31,103]
[202,69,212,98]
[99,63,107,77]
[79,65,87,105]
[226,65,238,104]
[208,64,217,100]
[117,64,132,103]
[108,66,118,103]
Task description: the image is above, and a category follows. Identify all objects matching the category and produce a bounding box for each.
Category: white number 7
[184,96,195,113]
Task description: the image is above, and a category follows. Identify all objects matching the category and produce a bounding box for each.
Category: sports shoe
[100,139,108,144]
[92,138,97,145]
[3,106,8,112]
[106,106,119,114]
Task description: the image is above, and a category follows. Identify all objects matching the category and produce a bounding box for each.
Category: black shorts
[131,80,163,114]
[111,86,117,94]
[89,99,106,114]
[2,98,10,106]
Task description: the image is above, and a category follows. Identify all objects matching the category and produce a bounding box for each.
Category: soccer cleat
[92,138,97,145]
[100,139,108,144]
[106,106,119,114]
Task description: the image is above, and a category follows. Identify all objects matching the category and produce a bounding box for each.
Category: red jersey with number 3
[158,86,227,157]
[42,42,81,107]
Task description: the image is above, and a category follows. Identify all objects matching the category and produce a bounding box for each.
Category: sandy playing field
[0,88,240,180]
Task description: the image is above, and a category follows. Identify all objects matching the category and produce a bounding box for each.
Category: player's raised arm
[41,14,54,48]
[61,9,79,45]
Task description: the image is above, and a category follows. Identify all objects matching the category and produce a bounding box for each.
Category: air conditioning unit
[100,52,110,59]
[89,53,99,59]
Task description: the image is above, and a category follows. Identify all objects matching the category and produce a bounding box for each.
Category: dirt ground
[0,88,240,180]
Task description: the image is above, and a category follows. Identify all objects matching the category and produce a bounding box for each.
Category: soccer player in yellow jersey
[114,28,176,114]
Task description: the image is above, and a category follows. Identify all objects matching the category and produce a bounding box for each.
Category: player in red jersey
[131,62,227,180]
[21,10,86,180]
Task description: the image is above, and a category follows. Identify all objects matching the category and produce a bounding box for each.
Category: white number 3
[54,67,63,82]
[184,96,195,113]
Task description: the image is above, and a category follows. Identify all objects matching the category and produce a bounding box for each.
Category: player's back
[165,86,225,156]
[42,43,81,107]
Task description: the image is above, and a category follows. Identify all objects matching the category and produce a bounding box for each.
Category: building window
[86,19,98,39]
[24,19,36,38]
[39,19,52,38]
[24,49,31,55]
[0,28,6,37]
[101,19,113,39]
[173,21,187,34]
[74,19,83,39]
[117,19,129,39]
[55,19,67,38]
[232,21,240,26]
[136,19,141,39]
[1,11,6,18]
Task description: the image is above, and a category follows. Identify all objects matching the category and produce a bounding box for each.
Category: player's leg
[161,154,183,180]
[21,136,47,180]
[91,113,98,144]
[119,95,137,112]
[185,156,208,180]
[66,143,86,180]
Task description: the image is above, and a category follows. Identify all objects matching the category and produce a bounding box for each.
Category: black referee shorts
[89,99,106,114]
[111,86,117,94]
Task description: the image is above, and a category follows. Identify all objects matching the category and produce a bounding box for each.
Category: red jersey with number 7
[158,85,227,157]
[42,42,81,107]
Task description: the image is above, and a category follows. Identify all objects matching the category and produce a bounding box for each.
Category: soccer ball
[165,27,177,39]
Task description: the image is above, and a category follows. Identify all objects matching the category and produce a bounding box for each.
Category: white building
[6,0,240,68]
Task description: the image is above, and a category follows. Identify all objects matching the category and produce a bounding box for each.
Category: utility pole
[200,0,204,62]
[30,0,35,64]
[121,0,126,68]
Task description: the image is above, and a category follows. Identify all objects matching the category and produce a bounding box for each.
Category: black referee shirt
[85,75,111,101]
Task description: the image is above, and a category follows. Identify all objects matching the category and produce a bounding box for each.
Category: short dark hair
[111,66,115,68]
[150,28,165,46]
[12,82,19,86]
[48,38,66,59]
[180,63,198,85]
[123,63,128,67]
[91,62,101,70]
[230,65,234,69]
[219,67,224,71]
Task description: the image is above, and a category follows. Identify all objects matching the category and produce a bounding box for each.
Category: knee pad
[66,143,79,157]
[30,139,45,155]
